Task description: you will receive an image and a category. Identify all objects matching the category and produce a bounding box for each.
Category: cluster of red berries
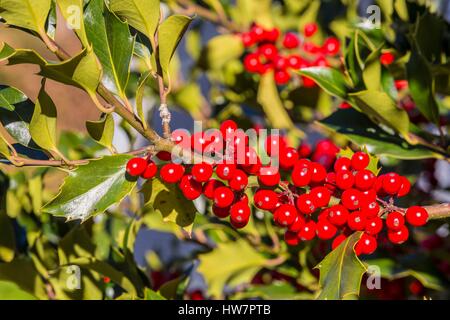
[240,23,341,85]
[126,120,429,256]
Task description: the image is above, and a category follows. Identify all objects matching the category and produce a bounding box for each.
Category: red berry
[274,69,291,85]
[291,161,312,187]
[212,204,230,218]
[274,204,297,227]
[341,189,362,210]
[405,206,428,227]
[304,23,318,37]
[303,41,321,53]
[288,215,305,233]
[316,219,337,240]
[335,170,354,190]
[213,187,235,208]
[229,169,248,191]
[386,211,405,231]
[230,201,251,228]
[203,179,225,200]
[258,166,280,187]
[309,186,331,208]
[141,160,158,179]
[382,173,402,195]
[265,135,285,156]
[279,147,298,170]
[354,170,375,191]
[156,151,171,161]
[179,174,202,200]
[258,43,278,60]
[296,194,316,215]
[287,54,302,69]
[310,162,327,183]
[254,189,278,211]
[334,157,351,172]
[191,132,211,152]
[284,231,300,246]
[192,163,213,182]
[241,32,256,47]
[243,53,262,73]
[282,32,300,49]
[250,24,264,41]
[351,152,370,171]
[316,139,339,155]
[397,177,411,197]
[355,233,377,255]
[160,163,185,183]
[365,217,383,235]
[347,211,367,231]
[220,120,238,138]
[380,52,395,66]
[302,76,316,88]
[297,143,312,158]
[323,37,340,55]
[362,200,380,219]
[298,220,316,241]
[328,205,349,226]
[216,163,236,181]
[273,56,288,70]
[263,28,280,42]
[126,157,147,177]
[332,234,347,250]
[388,225,409,244]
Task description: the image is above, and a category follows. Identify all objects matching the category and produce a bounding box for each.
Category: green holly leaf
[0,281,37,300]
[0,136,11,160]
[0,86,27,111]
[406,48,440,125]
[348,90,410,138]
[43,155,137,221]
[318,108,437,159]
[29,84,58,152]
[0,0,51,33]
[56,0,89,46]
[135,70,152,128]
[197,239,267,298]
[108,0,160,48]
[199,34,244,70]
[315,232,366,300]
[157,15,192,81]
[142,177,197,234]
[0,214,16,262]
[85,0,134,98]
[257,72,301,133]
[298,67,349,99]
[85,113,115,152]
[0,43,103,112]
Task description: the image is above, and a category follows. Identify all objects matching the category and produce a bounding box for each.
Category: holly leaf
[315,232,366,300]
[0,0,51,33]
[85,113,115,152]
[42,155,137,221]
[85,0,134,98]
[142,177,197,234]
[257,72,301,133]
[197,239,267,298]
[318,108,437,159]
[0,281,37,300]
[0,214,16,262]
[0,86,27,111]
[56,0,89,46]
[157,15,192,80]
[29,84,58,152]
[298,67,348,99]
[108,0,160,48]
[0,43,103,112]
[199,34,244,70]
[348,90,410,138]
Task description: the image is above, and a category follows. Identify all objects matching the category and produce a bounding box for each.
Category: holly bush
[0,0,449,301]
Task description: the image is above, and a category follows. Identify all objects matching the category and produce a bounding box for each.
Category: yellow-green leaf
[86,114,115,152]
[199,34,244,70]
[142,177,196,234]
[315,232,366,300]
[56,0,89,46]
[0,0,51,33]
[0,214,15,262]
[108,0,160,48]
[197,239,267,298]
[29,85,58,152]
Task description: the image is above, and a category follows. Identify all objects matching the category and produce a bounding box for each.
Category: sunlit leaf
[86,113,115,152]
[298,67,348,99]
[0,86,27,111]
[0,0,51,33]
[56,0,89,46]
